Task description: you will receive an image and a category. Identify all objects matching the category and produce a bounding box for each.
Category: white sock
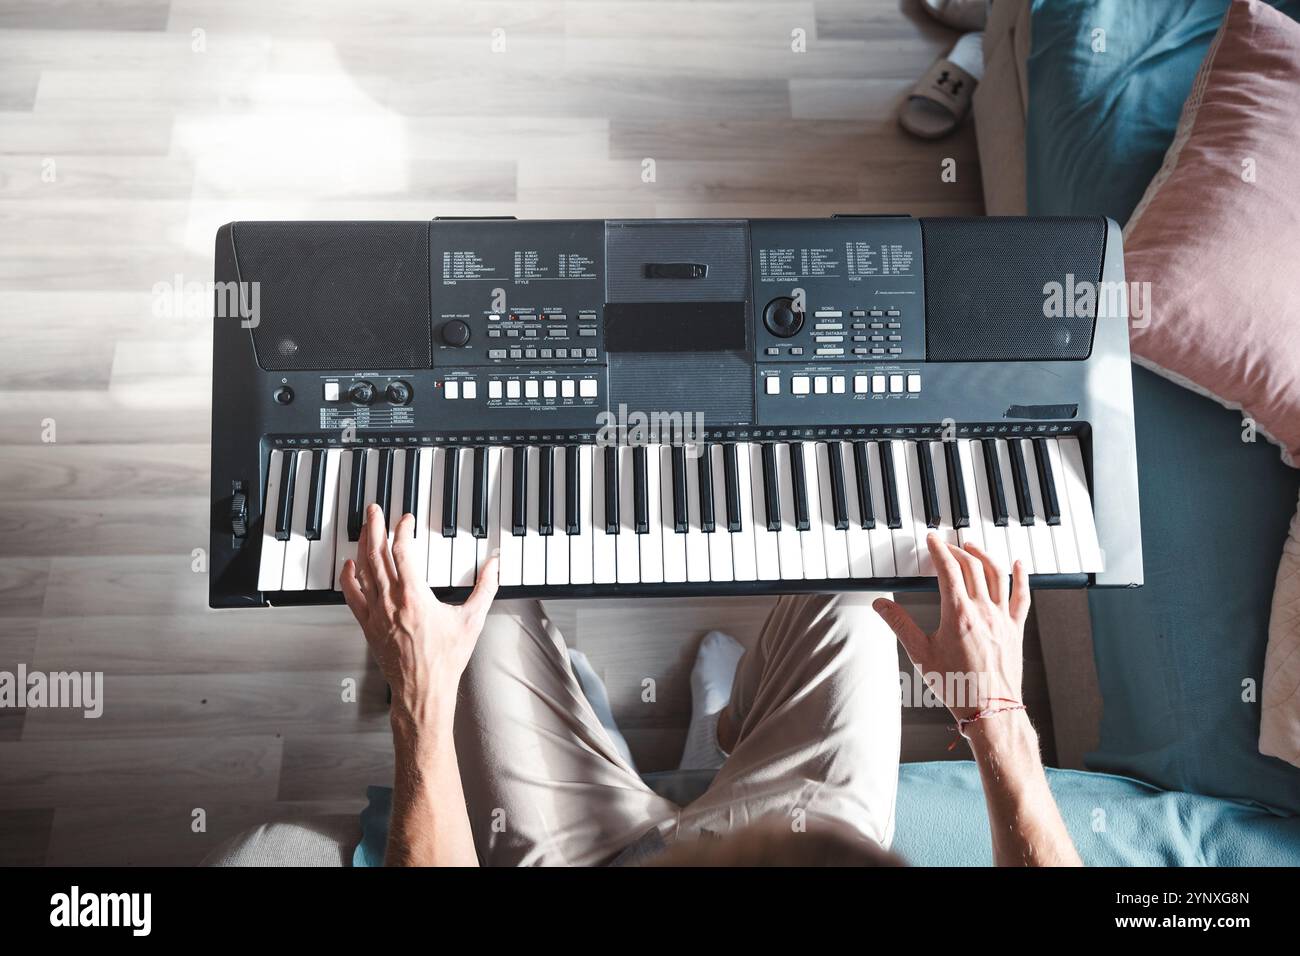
[569,649,637,773]
[678,631,745,771]
[947,31,985,82]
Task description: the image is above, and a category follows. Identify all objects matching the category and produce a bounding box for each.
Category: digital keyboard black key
[564,445,580,535]
[722,443,742,532]
[671,444,688,533]
[375,448,394,520]
[789,442,810,531]
[471,446,488,538]
[604,445,619,534]
[442,447,460,537]
[1007,438,1035,525]
[633,445,649,534]
[511,445,527,536]
[1032,437,1062,526]
[698,444,716,534]
[274,449,297,541]
[943,440,970,529]
[917,441,941,529]
[305,450,326,540]
[538,445,554,536]
[981,438,1009,526]
[878,441,902,530]
[852,441,875,529]
[826,441,849,531]
[347,450,367,541]
[761,443,781,532]
[401,448,419,527]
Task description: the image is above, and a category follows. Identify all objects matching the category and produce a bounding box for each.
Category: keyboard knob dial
[386,380,412,405]
[441,320,471,347]
[763,297,804,338]
[348,380,376,405]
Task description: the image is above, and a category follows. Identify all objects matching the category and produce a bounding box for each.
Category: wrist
[964,708,1038,761]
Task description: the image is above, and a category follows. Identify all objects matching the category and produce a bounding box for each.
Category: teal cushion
[1027,0,1300,224]
[1086,368,1300,813]
[1026,0,1300,815]
[893,762,1300,866]
[356,762,1300,866]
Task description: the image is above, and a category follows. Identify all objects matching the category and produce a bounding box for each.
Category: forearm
[385,712,479,867]
[967,711,1082,867]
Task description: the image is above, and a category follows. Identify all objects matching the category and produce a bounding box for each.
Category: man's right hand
[872,533,1029,721]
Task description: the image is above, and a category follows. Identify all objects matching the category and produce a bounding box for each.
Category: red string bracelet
[947,697,1026,751]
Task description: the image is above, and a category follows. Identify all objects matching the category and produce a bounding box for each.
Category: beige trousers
[453,593,902,866]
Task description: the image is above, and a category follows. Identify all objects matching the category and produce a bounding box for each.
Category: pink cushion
[1125,0,1300,468]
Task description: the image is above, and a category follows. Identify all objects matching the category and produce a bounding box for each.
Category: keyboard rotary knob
[441,320,471,347]
[229,491,248,538]
[348,381,376,405]
[763,297,804,338]
[386,380,412,405]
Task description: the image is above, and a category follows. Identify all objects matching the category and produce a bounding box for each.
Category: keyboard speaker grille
[609,352,754,427]
[920,217,1106,362]
[233,221,432,371]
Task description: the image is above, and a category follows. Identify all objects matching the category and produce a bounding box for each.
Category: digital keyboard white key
[452,448,479,587]
[684,443,711,582]
[257,449,288,592]
[522,446,547,586]
[798,441,827,580]
[707,445,733,582]
[496,447,523,586]
[333,449,355,591]
[864,442,896,578]
[1019,438,1058,574]
[306,449,341,591]
[748,444,782,581]
[888,441,922,577]
[660,445,687,583]
[639,445,665,584]
[774,443,804,580]
[1041,438,1082,574]
[362,448,380,516]
[902,441,934,576]
[730,443,758,582]
[427,447,455,587]
[546,447,570,586]
[386,450,406,546]
[408,448,433,583]
[994,440,1035,573]
[281,449,314,591]
[476,446,502,581]
[1056,437,1104,573]
[818,442,852,579]
[592,445,617,584]
[569,446,594,585]
[954,440,985,553]
[616,446,640,584]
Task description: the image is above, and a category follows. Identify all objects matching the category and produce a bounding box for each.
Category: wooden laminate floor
[0,0,1052,866]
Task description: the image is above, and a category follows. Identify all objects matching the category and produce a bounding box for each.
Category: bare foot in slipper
[898,31,984,140]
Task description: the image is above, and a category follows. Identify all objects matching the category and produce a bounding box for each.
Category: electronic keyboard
[209,216,1142,608]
